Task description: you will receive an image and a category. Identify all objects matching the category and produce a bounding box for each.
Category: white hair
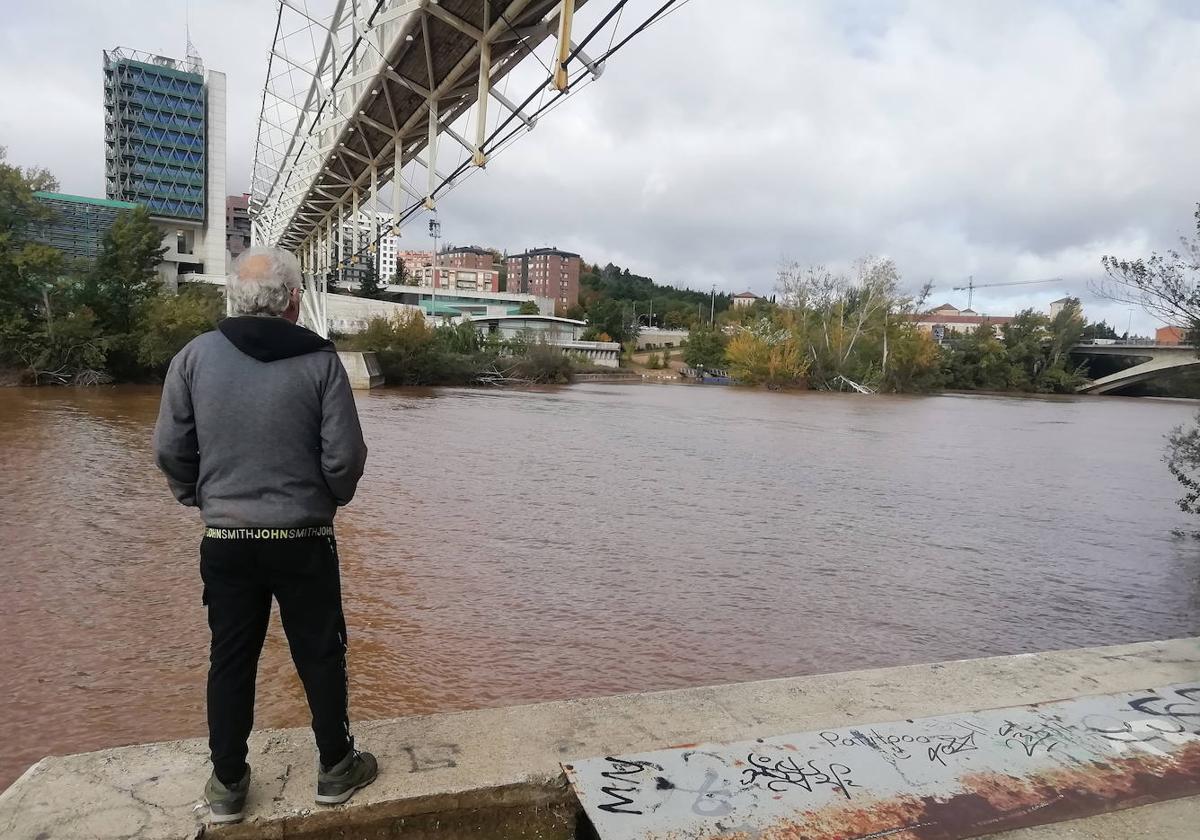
[227,247,303,316]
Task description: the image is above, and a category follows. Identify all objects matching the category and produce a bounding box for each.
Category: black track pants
[200,534,351,785]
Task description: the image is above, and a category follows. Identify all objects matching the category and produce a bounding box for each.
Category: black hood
[218,316,335,362]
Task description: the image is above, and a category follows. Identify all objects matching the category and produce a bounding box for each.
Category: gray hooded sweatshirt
[153,316,368,528]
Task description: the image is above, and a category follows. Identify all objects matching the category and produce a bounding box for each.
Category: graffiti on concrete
[565,683,1200,840]
[742,755,858,799]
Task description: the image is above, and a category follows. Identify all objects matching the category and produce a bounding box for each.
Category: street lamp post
[428,216,441,303]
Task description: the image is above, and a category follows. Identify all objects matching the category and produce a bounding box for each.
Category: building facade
[732,291,760,309]
[1048,297,1079,319]
[910,303,1013,341]
[103,47,226,288]
[416,264,499,293]
[226,194,251,261]
[387,287,552,319]
[504,247,581,314]
[468,315,621,368]
[29,192,139,259]
[394,249,432,281]
[1157,326,1186,345]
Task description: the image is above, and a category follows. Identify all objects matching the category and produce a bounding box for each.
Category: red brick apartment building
[442,245,496,271]
[504,247,580,314]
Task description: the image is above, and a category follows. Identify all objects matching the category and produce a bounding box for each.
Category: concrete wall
[636,327,690,349]
[325,293,423,334]
[201,70,227,278]
[1,638,1196,839]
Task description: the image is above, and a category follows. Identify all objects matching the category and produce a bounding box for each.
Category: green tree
[137,284,223,372]
[358,258,382,299]
[683,325,728,368]
[1081,320,1119,341]
[583,298,637,344]
[0,147,60,323]
[82,207,166,334]
[1001,309,1050,390]
[518,299,540,315]
[943,321,1010,390]
[438,318,482,354]
[881,326,941,392]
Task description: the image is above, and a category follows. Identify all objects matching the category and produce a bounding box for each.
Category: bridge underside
[252,0,607,334]
[1074,347,1200,394]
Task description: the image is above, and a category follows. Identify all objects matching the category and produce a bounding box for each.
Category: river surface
[1,384,1199,788]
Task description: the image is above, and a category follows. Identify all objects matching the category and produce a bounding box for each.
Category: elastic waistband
[203,526,334,540]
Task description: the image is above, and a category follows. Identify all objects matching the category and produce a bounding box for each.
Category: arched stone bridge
[1072,343,1199,394]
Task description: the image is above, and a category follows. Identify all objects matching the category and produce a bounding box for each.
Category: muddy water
[1,384,1198,787]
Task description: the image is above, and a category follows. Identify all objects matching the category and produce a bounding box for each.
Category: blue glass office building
[103,49,206,221]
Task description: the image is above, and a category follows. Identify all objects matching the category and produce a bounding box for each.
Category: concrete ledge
[572,372,644,383]
[336,351,383,390]
[2,638,1198,839]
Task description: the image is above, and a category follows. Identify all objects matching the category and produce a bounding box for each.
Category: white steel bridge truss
[250,0,671,333]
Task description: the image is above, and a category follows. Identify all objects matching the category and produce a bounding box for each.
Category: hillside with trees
[570,262,732,337]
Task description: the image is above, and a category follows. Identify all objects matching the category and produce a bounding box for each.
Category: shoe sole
[207,809,246,824]
[314,768,379,805]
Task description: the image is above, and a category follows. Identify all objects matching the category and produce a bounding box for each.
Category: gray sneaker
[204,766,250,824]
[316,749,378,805]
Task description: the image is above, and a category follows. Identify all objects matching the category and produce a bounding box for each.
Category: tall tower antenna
[184,1,203,74]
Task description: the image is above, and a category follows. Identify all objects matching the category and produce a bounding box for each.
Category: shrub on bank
[505,340,574,384]
[339,311,583,386]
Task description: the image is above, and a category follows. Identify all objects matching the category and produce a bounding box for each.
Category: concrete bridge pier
[337,351,383,389]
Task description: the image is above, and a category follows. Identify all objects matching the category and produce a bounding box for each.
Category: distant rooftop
[34,191,138,210]
[104,46,203,76]
[911,313,1014,325]
[509,246,580,259]
[469,314,586,326]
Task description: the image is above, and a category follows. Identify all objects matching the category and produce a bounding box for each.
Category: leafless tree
[1094,204,1200,333]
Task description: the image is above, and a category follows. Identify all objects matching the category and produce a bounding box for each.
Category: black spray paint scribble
[997,720,1064,757]
[741,754,858,800]
[1127,687,1200,722]
[926,731,979,766]
[597,757,662,815]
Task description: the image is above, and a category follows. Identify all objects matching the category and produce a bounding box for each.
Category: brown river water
[2,384,1199,788]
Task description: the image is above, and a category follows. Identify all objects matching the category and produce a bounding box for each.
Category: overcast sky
[3,0,1198,333]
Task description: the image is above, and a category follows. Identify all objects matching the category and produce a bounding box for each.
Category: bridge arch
[1072,344,1200,394]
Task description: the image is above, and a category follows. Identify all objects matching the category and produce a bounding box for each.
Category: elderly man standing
[153,247,376,824]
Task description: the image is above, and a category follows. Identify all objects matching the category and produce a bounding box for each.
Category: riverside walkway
[1,637,1197,839]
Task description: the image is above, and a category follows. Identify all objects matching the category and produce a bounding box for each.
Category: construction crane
[952,276,1063,309]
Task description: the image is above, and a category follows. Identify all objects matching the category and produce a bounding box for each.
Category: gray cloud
[3,0,1197,333]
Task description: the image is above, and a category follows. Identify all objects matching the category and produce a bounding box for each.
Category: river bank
[3,638,1197,839]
